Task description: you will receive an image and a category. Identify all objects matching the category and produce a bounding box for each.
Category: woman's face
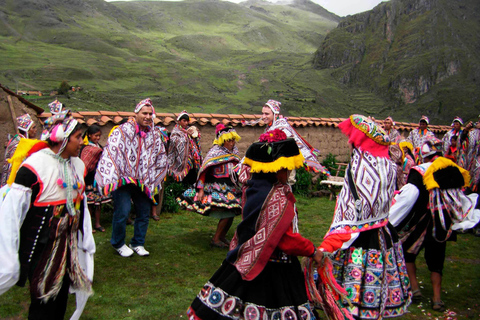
[223,139,235,151]
[89,131,102,144]
[63,130,84,158]
[28,123,37,138]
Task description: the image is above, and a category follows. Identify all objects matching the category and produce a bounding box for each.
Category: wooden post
[7,95,19,134]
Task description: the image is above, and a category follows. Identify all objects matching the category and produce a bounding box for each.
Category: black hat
[244,138,304,173]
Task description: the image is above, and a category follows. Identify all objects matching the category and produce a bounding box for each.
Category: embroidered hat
[420,136,442,159]
[244,130,304,173]
[451,116,463,126]
[419,115,429,125]
[48,99,68,115]
[135,98,156,118]
[213,124,241,146]
[264,99,281,115]
[177,110,189,121]
[41,114,78,145]
[338,114,390,158]
[17,113,34,132]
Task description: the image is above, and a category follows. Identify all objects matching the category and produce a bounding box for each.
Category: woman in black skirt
[187,130,323,320]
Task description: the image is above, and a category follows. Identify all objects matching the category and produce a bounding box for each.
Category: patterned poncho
[167,124,202,181]
[0,134,23,187]
[95,120,167,203]
[197,144,240,182]
[460,128,480,190]
[266,118,328,174]
[325,148,397,242]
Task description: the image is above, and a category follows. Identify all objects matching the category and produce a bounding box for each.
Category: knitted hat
[177,110,189,121]
[17,113,34,132]
[134,98,156,118]
[385,116,395,126]
[419,115,429,125]
[41,114,79,154]
[420,136,442,159]
[450,116,463,126]
[338,114,390,158]
[264,99,281,115]
[213,124,241,146]
[243,129,304,173]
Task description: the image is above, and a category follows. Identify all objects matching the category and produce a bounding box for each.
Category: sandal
[152,214,160,221]
[412,289,423,303]
[210,240,228,248]
[94,226,106,232]
[431,300,445,312]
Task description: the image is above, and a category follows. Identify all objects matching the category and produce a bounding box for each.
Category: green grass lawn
[1,197,479,319]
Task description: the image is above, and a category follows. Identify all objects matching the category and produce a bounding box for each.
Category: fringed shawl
[167,124,202,181]
[326,148,396,238]
[267,118,329,174]
[95,120,167,204]
[227,180,296,281]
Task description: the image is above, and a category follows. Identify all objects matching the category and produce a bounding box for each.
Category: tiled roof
[37,111,451,133]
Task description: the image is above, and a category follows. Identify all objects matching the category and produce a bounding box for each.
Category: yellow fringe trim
[423,157,470,190]
[244,153,305,173]
[213,131,241,146]
[83,135,89,145]
[7,139,47,185]
[399,141,413,152]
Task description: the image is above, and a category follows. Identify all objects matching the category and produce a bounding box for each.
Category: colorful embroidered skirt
[85,185,112,206]
[331,224,411,319]
[187,258,317,320]
[178,181,241,216]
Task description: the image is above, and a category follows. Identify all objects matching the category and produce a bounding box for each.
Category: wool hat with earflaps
[243,129,304,173]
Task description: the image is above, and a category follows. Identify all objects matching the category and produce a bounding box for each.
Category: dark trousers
[28,275,71,320]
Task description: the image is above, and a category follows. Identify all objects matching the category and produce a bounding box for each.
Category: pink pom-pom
[57,178,63,186]
[215,124,226,135]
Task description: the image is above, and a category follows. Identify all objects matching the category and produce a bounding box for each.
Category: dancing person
[187,131,324,320]
[95,98,168,257]
[0,114,95,320]
[319,115,412,319]
[167,110,202,187]
[383,116,401,143]
[178,124,242,248]
[1,113,38,187]
[389,137,476,311]
[459,116,480,192]
[80,124,110,233]
[259,99,329,179]
[407,115,436,163]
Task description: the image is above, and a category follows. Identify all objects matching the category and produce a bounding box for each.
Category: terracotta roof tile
[79,111,100,116]
[163,117,175,125]
[228,114,244,119]
[99,111,118,116]
[241,114,257,119]
[100,116,113,124]
[191,113,212,118]
[157,113,176,118]
[210,119,220,126]
[211,113,229,118]
[113,116,124,124]
[221,119,232,125]
[86,118,98,126]
[118,111,134,117]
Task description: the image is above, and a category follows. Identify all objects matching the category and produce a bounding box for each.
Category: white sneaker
[115,244,134,257]
[129,244,150,256]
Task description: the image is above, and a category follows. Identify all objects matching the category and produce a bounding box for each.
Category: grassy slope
[0,0,390,118]
[0,197,479,319]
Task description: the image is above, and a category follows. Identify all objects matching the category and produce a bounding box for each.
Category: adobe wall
[93,122,438,164]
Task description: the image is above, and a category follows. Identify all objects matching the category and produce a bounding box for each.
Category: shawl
[406,128,436,149]
[227,180,296,281]
[325,148,396,238]
[197,144,240,182]
[167,124,202,181]
[266,118,328,174]
[0,135,23,187]
[80,143,102,174]
[386,128,402,143]
[95,120,167,204]
[460,128,480,188]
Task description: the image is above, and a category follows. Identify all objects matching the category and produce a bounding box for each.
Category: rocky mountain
[313,0,480,123]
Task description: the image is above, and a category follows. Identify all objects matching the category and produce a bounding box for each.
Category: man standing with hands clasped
[96,98,168,257]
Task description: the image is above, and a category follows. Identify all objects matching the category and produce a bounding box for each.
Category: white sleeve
[389,183,420,227]
[0,184,32,295]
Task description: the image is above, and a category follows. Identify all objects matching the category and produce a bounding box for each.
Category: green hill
[313,0,480,123]
[0,0,392,117]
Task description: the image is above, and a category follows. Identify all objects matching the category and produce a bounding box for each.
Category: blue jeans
[111,184,151,248]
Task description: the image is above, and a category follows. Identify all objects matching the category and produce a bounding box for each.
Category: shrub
[161,176,185,213]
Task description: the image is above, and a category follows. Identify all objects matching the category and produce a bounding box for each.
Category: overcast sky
[105,0,389,17]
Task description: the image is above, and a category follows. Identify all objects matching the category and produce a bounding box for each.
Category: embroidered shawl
[167,124,202,181]
[460,128,480,188]
[386,128,402,143]
[266,118,328,174]
[95,120,167,203]
[197,145,240,182]
[325,148,396,238]
[227,181,296,281]
[80,143,102,174]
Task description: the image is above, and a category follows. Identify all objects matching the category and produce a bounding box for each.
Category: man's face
[136,106,153,128]
[262,106,275,125]
[419,120,428,130]
[384,118,392,130]
[453,121,461,131]
[179,118,189,129]
[28,123,37,138]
